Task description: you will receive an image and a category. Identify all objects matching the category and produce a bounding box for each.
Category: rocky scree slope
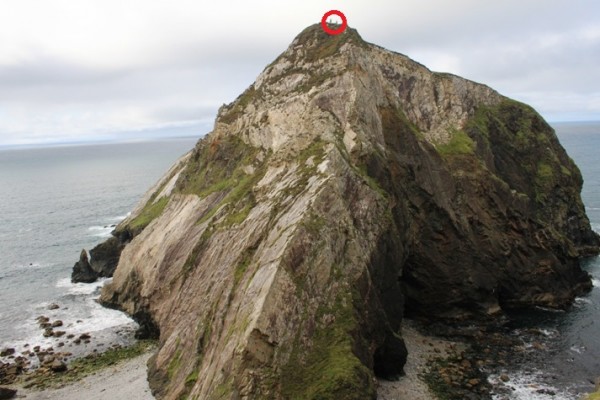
[87,25,598,399]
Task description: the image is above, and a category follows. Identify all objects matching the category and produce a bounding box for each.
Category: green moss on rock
[536,162,554,184]
[437,130,475,156]
[219,85,260,124]
[176,134,266,229]
[281,294,375,400]
[294,24,368,63]
[167,348,183,379]
[185,366,200,388]
[21,340,156,390]
[128,196,169,233]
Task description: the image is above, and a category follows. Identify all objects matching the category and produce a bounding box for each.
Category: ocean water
[0,138,197,355]
[0,123,598,397]
[490,122,600,399]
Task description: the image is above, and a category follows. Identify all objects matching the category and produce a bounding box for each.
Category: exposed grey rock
[50,359,67,373]
[0,387,16,400]
[0,349,14,357]
[71,249,97,283]
[89,236,125,278]
[91,24,598,400]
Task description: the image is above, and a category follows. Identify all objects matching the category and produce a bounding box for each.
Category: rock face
[93,25,598,399]
[0,387,16,400]
[71,151,192,284]
[71,249,96,283]
[71,234,130,283]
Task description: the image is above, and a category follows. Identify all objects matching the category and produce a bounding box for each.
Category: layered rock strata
[79,25,598,399]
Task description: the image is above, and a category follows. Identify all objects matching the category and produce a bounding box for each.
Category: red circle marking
[321,10,347,35]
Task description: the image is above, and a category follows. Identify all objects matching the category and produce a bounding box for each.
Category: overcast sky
[0,0,599,145]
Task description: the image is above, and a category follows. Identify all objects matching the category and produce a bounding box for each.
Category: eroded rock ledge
[75,24,598,399]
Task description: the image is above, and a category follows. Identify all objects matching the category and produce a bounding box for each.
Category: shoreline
[2,318,597,399]
[9,322,444,400]
[14,351,155,400]
[378,320,463,399]
[3,304,598,400]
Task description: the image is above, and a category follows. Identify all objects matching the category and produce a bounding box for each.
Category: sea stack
[86,24,598,399]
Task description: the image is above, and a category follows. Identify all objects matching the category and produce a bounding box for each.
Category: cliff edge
[86,24,598,399]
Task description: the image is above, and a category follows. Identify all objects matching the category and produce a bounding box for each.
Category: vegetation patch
[277,139,327,201]
[534,162,557,203]
[233,246,257,288]
[216,172,262,229]
[536,162,554,185]
[128,196,169,233]
[219,85,260,124]
[184,362,201,390]
[301,212,326,236]
[355,161,388,199]
[296,69,338,93]
[20,340,156,390]
[211,377,234,399]
[177,135,260,198]
[181,229,213,277]
[459,98,570,213]
[437,130,475,156]
[176,134,267,230]
[585,390,600,400]
[167,348,183,379]
[280,293,374,400]
[293,25,368,63]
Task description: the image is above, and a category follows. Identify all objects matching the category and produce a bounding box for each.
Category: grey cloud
[151,104,219,123]
[1,1,599,145]
[0,56,133,87]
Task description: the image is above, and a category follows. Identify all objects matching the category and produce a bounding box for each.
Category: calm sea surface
[0,124,598,398]
[0,137,197,354]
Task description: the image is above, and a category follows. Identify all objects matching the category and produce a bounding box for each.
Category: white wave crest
[55,277,110,295]
[573,297,592,308]
[15,262,52,269]
[539,328,559,338]
[67,299,134,334]
[109,213,130,222]
[87,225,113,238]
[570,345,586,354]
[490,370,572,400]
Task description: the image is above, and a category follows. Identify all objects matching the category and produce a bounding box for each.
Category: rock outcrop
[71,250,96,284]
[89,24,598,399]
[71,238,128,283]
[71,152,192,283]
[0,387,16,400]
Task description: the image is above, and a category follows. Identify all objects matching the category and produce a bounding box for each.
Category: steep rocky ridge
[71,152,192,283]
[85,24,599,399]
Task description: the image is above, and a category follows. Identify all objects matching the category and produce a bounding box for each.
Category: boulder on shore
[50,360,67,373]
[0,387,16,400]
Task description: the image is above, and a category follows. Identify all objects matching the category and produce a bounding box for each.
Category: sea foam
[490,370,573,400]
[55,277,110,295]
[88,225,113,238]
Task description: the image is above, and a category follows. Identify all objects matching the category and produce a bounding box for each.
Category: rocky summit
[79,24,598,399]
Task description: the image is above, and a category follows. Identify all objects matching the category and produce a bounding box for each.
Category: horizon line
[1,119,599,150]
